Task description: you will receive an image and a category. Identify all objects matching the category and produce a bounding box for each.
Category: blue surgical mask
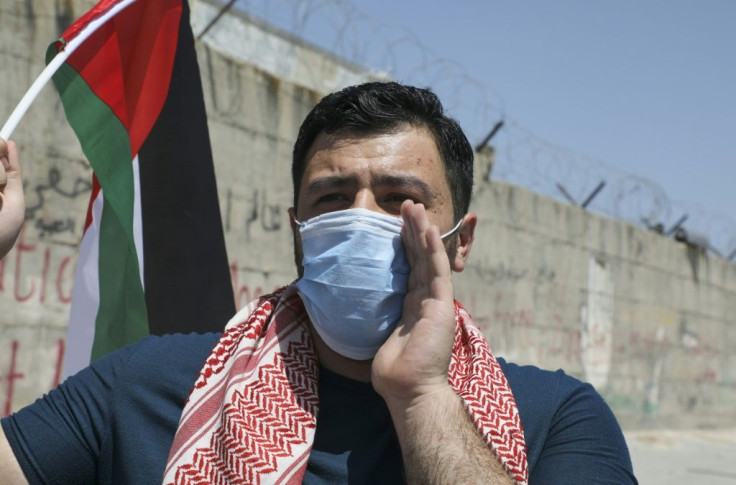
[294,208,462,360]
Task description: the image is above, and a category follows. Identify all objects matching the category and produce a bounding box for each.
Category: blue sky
[240,1,736,253]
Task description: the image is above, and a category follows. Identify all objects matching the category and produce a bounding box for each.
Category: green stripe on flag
[48,47,149,358]
[95,198,148,359]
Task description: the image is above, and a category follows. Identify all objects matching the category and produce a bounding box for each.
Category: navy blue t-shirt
[2,333,637,484]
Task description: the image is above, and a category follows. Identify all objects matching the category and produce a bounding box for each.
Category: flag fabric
[51,0,236,377]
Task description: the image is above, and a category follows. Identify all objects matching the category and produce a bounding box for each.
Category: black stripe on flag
[139,0,235,335]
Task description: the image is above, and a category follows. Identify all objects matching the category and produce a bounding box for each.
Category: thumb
[0,139,8,188]
[0,140,24,213]
[3,140,22,189]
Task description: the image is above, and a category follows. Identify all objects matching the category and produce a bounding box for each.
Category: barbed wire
[212,0,736,259]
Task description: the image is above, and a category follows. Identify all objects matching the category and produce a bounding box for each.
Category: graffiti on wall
[223,188,284,239]
[0,339,65,417]
[0,226,76,306]
[24,166,92,239]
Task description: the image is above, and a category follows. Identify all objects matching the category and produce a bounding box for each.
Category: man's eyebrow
[306,175,357,193]
[305,173,437,201]
[374,174,436,201]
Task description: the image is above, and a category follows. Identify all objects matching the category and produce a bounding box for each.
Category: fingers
[1,139,21,190]
[5,140,20,176]
[0,138,8,188]
[0,139,20,186]
[0,139,24,215]
[401,200,431,253]
[400,200,453,285]
[400,200,417,267]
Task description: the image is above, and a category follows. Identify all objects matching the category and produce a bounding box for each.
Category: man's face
[291,126,457,275]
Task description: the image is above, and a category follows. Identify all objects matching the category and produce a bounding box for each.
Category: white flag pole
[0,52,69,140]
[0,0,137,140]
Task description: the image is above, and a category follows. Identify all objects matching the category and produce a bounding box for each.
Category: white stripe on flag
[63,187,104,379]
[132,154,144,286]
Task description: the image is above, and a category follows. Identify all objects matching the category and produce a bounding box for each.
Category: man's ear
[450,212,477,273]
[288,207,298,235]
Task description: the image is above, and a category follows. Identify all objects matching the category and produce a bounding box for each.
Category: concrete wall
[1,0,734,429]
[459,179,736,428]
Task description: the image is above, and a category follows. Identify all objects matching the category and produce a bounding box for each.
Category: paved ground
[626,427,736,484]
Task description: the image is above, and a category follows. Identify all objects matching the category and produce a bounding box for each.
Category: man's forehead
[303,128,442,178]
[307,125,439,157]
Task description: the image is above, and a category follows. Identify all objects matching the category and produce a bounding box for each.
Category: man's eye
[316,193,349,205]
[386,194,418,204]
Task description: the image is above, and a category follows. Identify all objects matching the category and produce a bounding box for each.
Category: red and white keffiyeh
[163,285,528,485]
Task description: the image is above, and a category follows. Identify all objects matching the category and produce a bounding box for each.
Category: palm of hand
[0,141,25,259]
[372,201,456,405]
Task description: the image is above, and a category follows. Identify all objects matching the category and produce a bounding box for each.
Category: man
[0,138,24,260]
[0,82,637,484]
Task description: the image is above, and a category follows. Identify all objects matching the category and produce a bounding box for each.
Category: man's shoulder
[80,332,222,396]
[496,357,603,422]
[497,357,587,399]
[496,357,633,478]
[116,332,222,378]
[131,331,222,354]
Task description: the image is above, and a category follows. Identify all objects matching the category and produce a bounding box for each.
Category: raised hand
[372,199,456,406]
[371,200,513,485]
[0,138,25,259]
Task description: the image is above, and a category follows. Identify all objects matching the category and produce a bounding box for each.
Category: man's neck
[308,322,373,383]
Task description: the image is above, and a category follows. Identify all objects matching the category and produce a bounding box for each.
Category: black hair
[291,82,473,223]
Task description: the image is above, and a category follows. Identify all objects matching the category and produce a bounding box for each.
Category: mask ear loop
[440,217,464,240]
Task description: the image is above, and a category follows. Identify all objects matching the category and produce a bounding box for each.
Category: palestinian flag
[49,0,236,377]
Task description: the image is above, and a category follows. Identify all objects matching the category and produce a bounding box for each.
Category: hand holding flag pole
[0,139,24,259]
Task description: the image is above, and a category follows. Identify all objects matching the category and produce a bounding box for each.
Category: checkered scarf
[163,285,528,484]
